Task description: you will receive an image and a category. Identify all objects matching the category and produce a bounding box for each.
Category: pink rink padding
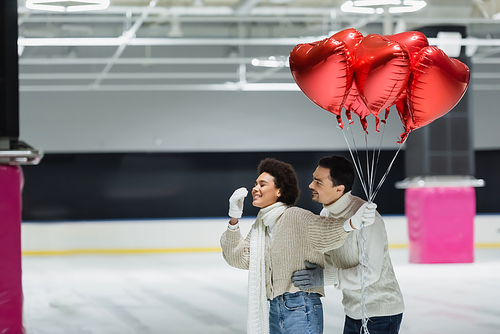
[406,187,475,264]
[0,165,25,333]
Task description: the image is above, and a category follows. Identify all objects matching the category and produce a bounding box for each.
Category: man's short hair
[318,155,355,193]
[257,158,300,206]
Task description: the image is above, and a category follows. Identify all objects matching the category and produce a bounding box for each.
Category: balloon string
[345,126,370,334]
[359,220,370,334]
[365,134,377,203]
[365,134,372,201]
[369,120,387,202]
[341,114,405,334]
[371,145,377,201]
[342,123,367,197]
[348,122,368,194]
[342,125,369,200]
[359,117,390,334]
[371,145,376,196]
[370,136,407,202]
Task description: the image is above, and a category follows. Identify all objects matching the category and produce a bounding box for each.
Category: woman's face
[252,172,281,208]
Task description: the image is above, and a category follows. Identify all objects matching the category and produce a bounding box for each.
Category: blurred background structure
[4,0,500,332]
[13,0,500,219]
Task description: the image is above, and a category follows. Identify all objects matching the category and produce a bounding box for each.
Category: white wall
[20,89,498,153]
[21,215,500,254]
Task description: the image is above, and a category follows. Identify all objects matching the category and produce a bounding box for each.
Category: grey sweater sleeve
[220,225,253,270]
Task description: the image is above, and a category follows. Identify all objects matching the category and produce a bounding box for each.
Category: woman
[221,158,371,334]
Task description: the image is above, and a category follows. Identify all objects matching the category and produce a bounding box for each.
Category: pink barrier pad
[406,186,475,264]
[0,165,25,333]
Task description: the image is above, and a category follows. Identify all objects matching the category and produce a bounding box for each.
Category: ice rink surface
[22,248,500,334]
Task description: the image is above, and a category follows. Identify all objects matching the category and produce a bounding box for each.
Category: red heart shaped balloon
[353,34,411,124]
[384,31,429,61]
[344,81,370,133]
[332,28,363,56]
[395,93,414,143]
[407,46,470,129]
[380,31,428,140]
[332,28,367,130]
[290,36,353,127]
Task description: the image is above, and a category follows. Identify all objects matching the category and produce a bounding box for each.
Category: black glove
[291,260,324,290]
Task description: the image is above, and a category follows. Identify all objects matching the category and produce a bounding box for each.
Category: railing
[0,141,43,165]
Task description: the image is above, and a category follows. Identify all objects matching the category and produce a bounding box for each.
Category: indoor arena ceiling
[16,0,500,91]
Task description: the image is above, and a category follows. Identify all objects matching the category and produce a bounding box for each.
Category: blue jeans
[269,291,323,334]
[343,313,403,334]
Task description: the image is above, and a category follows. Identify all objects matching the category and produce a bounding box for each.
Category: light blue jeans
[269,291,324,334]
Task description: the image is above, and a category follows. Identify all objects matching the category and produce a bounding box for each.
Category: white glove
[347,202,377,230]
[228,187,248,219]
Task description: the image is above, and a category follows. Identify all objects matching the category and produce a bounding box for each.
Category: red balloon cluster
[289,29,471,142]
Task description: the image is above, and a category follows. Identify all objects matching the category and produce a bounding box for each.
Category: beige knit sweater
[220,206,349,300]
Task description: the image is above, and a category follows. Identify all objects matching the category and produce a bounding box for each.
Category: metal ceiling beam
[18,71,498,80]
[17,13,500,25]
[92,0,157,88]
[236,0,262,16]
[19,57,258,65]
[473,0,491,18]
[17,6,500,25]
[19,72,292,80]
[18,14,331,23]
[19,57,500,66]
[473,57,500,63]
[18,82,498,92]
[19,82,300,92]
[15,2,500,93]
[17,36,500,47]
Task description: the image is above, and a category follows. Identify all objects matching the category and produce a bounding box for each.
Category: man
[291,155,404,334]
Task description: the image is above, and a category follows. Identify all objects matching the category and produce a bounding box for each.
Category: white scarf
[247,202,287,334]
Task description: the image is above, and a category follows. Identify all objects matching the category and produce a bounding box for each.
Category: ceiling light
[18,37,124,46]
[26,0,110,13]
[341,0,426,14]
[251,56,289,68]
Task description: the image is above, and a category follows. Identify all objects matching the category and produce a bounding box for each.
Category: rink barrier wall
[20,149,500,222]
[21,214,500,255]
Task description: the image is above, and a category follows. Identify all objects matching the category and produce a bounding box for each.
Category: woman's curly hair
[257,158,300,206]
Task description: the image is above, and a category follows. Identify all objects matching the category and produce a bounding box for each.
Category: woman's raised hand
[228,187,248,219]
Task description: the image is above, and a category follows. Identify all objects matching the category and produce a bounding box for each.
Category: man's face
[309,166,344,206]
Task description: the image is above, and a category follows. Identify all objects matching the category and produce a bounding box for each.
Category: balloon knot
[398,131,410,144]
[375,116,380,132]
[337,115,344,129]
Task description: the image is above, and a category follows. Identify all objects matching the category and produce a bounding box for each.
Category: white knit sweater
[220,206,350,300]
[312,191,404,319]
